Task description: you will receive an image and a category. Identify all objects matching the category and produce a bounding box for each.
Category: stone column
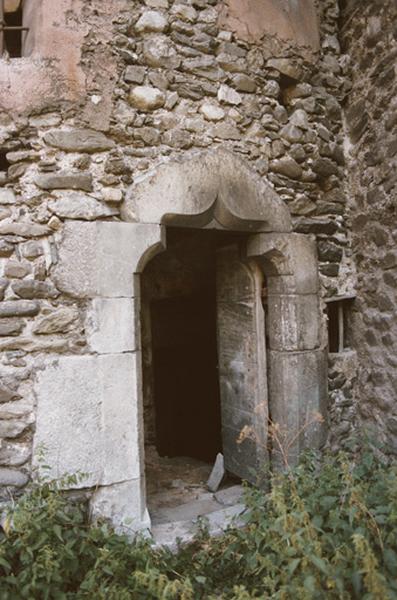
[33,221,165,534]
[247,232,327,469]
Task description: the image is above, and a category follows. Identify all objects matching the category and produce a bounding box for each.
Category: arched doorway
[35,149,327,535]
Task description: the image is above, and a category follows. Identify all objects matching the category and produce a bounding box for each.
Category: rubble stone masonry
[341,0,397,453]
[0,0,394,503]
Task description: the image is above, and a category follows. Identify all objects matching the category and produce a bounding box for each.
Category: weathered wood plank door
[216,245,269,484]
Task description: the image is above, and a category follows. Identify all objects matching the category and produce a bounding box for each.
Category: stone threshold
[150,485,246,550]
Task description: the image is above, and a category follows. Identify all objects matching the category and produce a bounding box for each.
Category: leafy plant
[0,447,396,599]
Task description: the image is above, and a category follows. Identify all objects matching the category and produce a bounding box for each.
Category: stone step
[151,503,246,550]
[150,484,244,525]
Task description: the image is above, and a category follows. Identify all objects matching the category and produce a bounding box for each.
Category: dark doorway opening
[141,227,247,465]
[3,3,23,58]
[142,227,255,526]
[151,291,221,462]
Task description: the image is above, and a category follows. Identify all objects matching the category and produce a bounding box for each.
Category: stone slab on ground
[151,503,246,550]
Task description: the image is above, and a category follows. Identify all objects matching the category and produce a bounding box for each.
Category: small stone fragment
[0,301,40,318]
[0,222,50,237]
[148,71,169,90]
[270,157,303,180]
[134,126,161,145]
[312,157,338,177]
[20,241,43,259]
[33,308,79,334]
[6,150,38,163]
[217,84,242,105]
[129,86,166,111]
[29,113,61,127]
[0,384,20,403]
[289,109,309,130]
[280,123,305,144]
[7,163,27,181]
[135,10,168,33]
[0,278,8,301]
[200,102,225,121]
[43,129,114,153]
[0,467,28,487]
[0,240,14,256]
[263,80,280,98]
[4,260,31,279]
[207,453,225,492]
[35,172,93,192]
[0,319,25,336]
[143,36,180,69]
[0,189,15,204]
[0,442,31,467]
[48,192,118,220]
[145,0,168,6]
[232,74,257,93]
[101,187,123,203]
[48,216,62,230]
[124,66,146,84]
[211,122,240,140]
[322,34,340,53]
[11,280,59,300]
[171,4,197,21]
[267,58,303,80]
[0,419,30,438]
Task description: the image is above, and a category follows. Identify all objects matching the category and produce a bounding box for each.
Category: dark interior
[0,151,10,172]
[151,291,221,461]
[4,5,23,58]
[327,301,340,353]
[143,228,246,464]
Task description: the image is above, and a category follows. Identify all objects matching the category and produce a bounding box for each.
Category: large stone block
[247,232,319,294]
[122,149,291,232]
[267,293,320,351]
[86,298,138,353]
[53,221,165,298]
[33,353,142,487]
[90,478,150,535]
[268,349,327,468]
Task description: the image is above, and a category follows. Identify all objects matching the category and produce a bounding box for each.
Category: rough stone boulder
[43,129,114,153]
[129,86,166,111]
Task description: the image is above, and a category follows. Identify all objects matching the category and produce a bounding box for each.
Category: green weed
[0,447,396,599]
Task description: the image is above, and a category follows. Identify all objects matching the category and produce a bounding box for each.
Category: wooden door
[216,245,269,484]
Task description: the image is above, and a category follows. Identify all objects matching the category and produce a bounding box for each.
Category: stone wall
[0,0,357,499]
[341,0,397,453]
